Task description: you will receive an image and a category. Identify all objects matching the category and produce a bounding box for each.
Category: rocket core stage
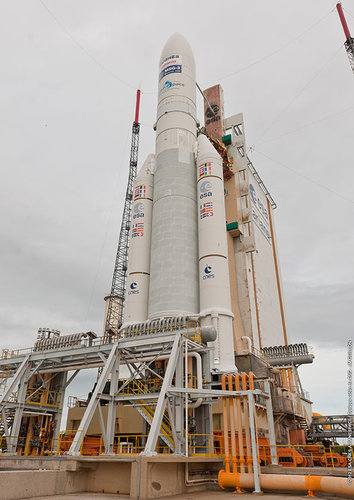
[123,33,235,372]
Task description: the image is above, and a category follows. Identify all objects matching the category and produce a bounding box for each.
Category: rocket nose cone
[197,133,219,158]
[137,153,155,178]
[160,32,194,62]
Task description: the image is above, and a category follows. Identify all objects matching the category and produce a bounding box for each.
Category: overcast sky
[0,0,353,417]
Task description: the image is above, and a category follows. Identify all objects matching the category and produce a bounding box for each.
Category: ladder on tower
[103,90,141,339]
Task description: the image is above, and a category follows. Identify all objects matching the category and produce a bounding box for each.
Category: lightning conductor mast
[103,90,141,339]
[336,2,354,74]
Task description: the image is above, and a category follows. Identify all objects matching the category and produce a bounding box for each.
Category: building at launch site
[0,31,353,500]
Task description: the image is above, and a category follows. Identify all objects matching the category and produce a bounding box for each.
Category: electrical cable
[257,104,354,146]
[38,0,137,90]
[343,7,354,20]
[251,147,354,206]
[201,8,334,85]
[250,45,343,148]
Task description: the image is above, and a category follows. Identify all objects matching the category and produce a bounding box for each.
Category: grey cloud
[284,281,354,348]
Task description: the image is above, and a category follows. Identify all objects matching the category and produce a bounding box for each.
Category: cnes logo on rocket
[203,265,215,280]
[128,282,139,295]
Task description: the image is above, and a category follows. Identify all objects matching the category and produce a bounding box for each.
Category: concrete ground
[32,491,341,500]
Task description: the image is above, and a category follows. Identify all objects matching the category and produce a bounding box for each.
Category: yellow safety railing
[0,435,19,455]
[25,387,60,408]
[188,434,218,457]
[56,430,85,455]
[55,432,174,456]
[119,375,198,396]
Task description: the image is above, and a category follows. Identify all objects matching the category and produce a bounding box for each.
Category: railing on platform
[118,375,198,396]
[25,387,60,408]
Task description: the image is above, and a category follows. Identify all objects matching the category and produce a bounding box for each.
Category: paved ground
[32,490,341,499]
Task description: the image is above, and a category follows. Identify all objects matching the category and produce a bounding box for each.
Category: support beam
[264,380,278,465]
[248,391,261,494]
[52,372,68,453]
[173,347,185,455]
[104,355,120,455]
[65,370,79,389]
[0,355,29,408]
[68,343,119,456]
[1,409,10,438]
[142,334,181,456]
[7,363,31,453]
[97,403,108,450]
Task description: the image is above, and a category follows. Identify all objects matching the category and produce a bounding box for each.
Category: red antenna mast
[336,2,354,74]
[134,89,141,124]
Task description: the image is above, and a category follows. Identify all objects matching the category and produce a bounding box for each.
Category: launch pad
[1,30,353,500]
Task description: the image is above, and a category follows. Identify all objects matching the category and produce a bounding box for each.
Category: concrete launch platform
[25,491,349,499]
[0,456,352,500]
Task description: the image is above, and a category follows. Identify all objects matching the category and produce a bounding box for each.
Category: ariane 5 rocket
[123,33,235,372]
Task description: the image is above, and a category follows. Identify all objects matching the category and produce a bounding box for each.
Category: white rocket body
[123,34,236,372]
[196,134,235,372]
[148,33,199,319]
[123,154,155,325]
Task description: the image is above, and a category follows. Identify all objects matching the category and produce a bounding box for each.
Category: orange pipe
[267,197,289,345]
[247,371,261,477]
[281,368,289,390]
[241,373,252,471]
[218,471,354,497]
[227,374,237,473]
[248,371,255,390]
[288,367,295,392]
[234,374,245,473]
[221,374,230,473]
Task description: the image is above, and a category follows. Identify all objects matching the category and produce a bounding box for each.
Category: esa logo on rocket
[133,202,144,220]
[199,181,212,199]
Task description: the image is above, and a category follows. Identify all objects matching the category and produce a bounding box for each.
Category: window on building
[234,123,243,136]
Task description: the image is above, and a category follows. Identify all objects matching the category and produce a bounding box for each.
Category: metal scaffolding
[104,90,141,338]
[0,326,275,463]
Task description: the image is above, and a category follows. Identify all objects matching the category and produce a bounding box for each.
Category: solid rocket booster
[148,33,199,319]
[124,154,155,324]
[197,134,235,372]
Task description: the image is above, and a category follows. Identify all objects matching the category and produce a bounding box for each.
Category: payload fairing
[123,33,235,372]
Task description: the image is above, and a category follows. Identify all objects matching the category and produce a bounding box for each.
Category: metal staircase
[126,379,174,450]
[132,401,174,450]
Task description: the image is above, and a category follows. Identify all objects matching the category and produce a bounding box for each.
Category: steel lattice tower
[337,2,354,74]
[104,90,141,338]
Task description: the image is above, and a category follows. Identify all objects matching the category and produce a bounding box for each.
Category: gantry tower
[104,90,141,337]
